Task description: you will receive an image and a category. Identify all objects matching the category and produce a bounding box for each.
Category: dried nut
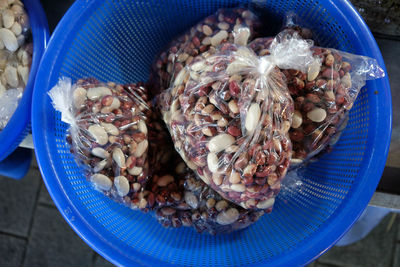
[202,25,213,36]
[206,198,216,209]
[215,200,228,211]
[228,99,239,113]
[325,90,335,101]
[341,73,351,88]
[101,122,119,136]
[218,22,229,30]
[11,22,21,35]
[184,192,199,209]
[234,28,250,46]
[0,27,17,52]
[91,147,109,159]
[132,183,141,192]
[256,198,275,209]
[139,198,147,209]
[4,65,18,87]
[245,103,261,133]
[211,30,228,46]
[202,127,214,137]
[207,152,219,172]
[307,108,327,123]
[128,166,142,176]
[212,173,222,186]
[325,54,334,67]
[109,97,121,110]
[208,134,235,153]
[231,183,245,192]
[112,147,126,168]
[292,110,303,129]
[138,120,148,134]
[90,173,112,191]
[282,120,291,133]
[217,117,228,127]
[87,86,112,100]
[134,140,148,158]
[17,64,28,85]
[202,37,211,45]
[88,124,108,145]
[157,175,174,187]
[17,34,24,46]
[226,59,250,75]
[229,171,241,184]
[226,145,239,153]
[3,9,14,29]
[216,208,239,225]
[72,87,87,109]
[175,162,186,174]
[114,176,130,197]
[161,207,176,216]
[307,60,321,81]
[93,159,107,173]
[202,104,214,115]
[191,61,206,72]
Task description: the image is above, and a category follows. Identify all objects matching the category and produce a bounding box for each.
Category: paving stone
[318,213,400,267]
[38,182,55,207]
[0,234,26,267]
[31,153,39,169]
[392,244,400,267]
[94,253,115,267]
[376,38,400,168]
[0,168,40,236]
[23,205,94,267]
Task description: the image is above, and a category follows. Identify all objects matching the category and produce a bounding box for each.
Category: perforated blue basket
[32,0,392,266]
[0,0,48,161]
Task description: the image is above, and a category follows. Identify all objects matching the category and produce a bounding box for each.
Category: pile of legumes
[49,7,384,234]
[0,0,33,129]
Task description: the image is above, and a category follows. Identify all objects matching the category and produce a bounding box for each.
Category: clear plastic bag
[249,30,385,163]
[48,78,151,207]
[0,0,33,129]
[146,118,264,234]
[148,7,262,97]
[158,31,319,209]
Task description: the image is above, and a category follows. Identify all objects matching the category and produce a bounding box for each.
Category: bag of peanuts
[48,78,152,207]
[158,31,321,210]
[0,0,33,129]
[249,29,385,165]
[146,118,264,234]
[148,7,262,97]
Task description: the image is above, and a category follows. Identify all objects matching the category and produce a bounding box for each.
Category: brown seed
[227,125,241,137]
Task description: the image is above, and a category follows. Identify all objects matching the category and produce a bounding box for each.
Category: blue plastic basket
[0,0,49,162]
[32,0,392,266]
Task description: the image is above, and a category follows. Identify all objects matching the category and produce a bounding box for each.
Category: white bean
[216,208,239,225]
[208,134,235,153]
[114,176,130,197]
[90,174,112,191]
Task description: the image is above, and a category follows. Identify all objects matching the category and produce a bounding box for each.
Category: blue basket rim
[0,0,49,161]
[32,0,392,266]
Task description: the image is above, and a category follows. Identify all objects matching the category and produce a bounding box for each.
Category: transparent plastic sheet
[148,7,262,97]
[249,29,385,165]
[0,0,33,129]
[158,32,319,209]
[48,78,152,207]
[146,116,264,234]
